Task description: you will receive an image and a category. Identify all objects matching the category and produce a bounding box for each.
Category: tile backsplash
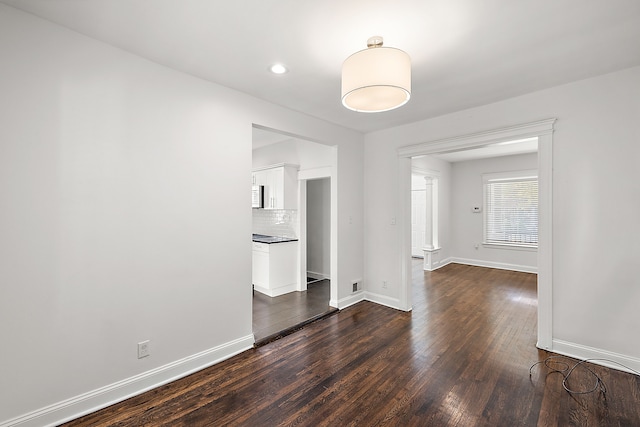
[253,209,298,238]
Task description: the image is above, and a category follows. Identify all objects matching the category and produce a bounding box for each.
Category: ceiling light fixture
[341,36,411,113]
[270,63,288,74]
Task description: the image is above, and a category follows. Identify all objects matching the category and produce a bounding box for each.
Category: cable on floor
[529,356,640,395]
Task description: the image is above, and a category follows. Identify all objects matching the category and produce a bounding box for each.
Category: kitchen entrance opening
[252,126,337,345]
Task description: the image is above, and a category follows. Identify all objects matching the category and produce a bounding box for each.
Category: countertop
[252,234,299,244]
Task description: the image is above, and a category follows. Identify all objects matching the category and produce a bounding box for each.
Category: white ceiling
[3,0,640,134]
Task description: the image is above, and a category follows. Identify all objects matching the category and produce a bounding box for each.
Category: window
[483,170,538,247]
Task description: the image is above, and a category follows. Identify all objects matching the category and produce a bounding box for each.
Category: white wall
[252,138,334,171]
[307,179,331,278]
[450,153,538,272]
[0,4,363,426]
[364,66,640,369]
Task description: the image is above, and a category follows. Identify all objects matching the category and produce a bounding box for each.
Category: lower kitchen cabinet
[252,241,298,297]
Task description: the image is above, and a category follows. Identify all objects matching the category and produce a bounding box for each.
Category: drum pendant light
[341,36,411,113]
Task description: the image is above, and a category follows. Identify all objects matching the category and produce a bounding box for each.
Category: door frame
[397,118,556,350]
[410,174,427,258]
[252,124,338,309]
[298,168,337,307]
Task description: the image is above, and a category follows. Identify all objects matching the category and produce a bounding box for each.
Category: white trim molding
[298,166,332,181]
[449,258,537,274]
[551,339,640,375]
[536,128,553,350]
[2,336,255,427]
[432,257,453,271]
[422,247,443,271]
[398,119,556,158]
[337,292,366,310]
[297,162,338,309]
[364,292,404,311]
[338,292,404,311]
[397,118,556,350]
[307,271,330,281]
[254,282,298,297]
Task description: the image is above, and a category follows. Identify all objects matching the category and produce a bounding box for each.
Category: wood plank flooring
[253,279,335,344]
[62,261,640,426]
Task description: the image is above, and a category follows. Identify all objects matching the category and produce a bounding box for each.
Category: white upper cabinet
[252,164,298,210]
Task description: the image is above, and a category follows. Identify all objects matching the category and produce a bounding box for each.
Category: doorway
[306,178,331,283]
[252,126,337,344]
[398,119,555,350]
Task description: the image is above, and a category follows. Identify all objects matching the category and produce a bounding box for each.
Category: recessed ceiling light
[270,63,288,74]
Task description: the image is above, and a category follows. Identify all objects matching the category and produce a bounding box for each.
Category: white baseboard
[306,271,330,281]
[337,291,403,311]
[2,335,255,427]
[336,291,365,309]
[364,292,402,311]
[438,257,453,269]
[450,257,537,274]
[547,339,640,375]
[254,282,298,297]
[424,257,453,271]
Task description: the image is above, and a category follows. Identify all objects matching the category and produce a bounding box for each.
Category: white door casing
[398,118,555,350]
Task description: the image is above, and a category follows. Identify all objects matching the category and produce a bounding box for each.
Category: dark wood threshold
[254,307,338,347]
[253,279,331,342]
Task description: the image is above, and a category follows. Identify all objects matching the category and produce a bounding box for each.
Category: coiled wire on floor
[530,356,640,395]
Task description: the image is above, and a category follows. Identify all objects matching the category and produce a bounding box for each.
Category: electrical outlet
[382,280,388,289]
[352,282,358,292]
[138,340,150,359]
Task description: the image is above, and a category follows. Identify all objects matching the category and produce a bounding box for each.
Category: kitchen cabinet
[252,240,298,297]
[252,164,298,210]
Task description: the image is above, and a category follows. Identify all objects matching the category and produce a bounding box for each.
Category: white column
[423,176,440,271]
[423,176,434,250]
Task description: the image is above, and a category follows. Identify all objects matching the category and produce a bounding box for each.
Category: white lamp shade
[342,46,411,113]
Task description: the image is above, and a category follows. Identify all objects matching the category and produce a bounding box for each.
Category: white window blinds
[483,170,538,247]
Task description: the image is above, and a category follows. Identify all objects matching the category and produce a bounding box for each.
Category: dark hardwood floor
[253,279,335,344]
[63,260,640,426]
